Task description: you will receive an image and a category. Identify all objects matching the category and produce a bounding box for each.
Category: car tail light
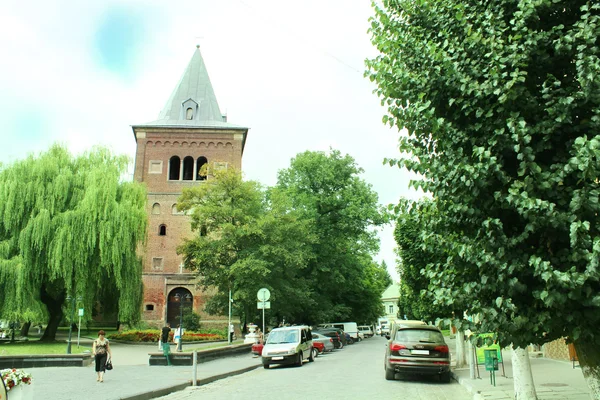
[434,345,449,353]
[329,338,333,343]
[433,361,450,365]
[390,343,407,352]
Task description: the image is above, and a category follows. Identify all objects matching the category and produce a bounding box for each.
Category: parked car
[252,342,264,356]
[312,332,335,353]
[358,325,374,338]
[386,320,427,339]
[318,322,359,340]
[312,341,324,355]
[384,324,451,382]
[314,329,342,349]
[262,325,315,369]
[315,328,347,348]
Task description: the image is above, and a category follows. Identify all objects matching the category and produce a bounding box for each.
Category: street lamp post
[65,295,80,354]
[175,293,192,352]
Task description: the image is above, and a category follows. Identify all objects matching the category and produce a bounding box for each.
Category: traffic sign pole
[257,288,271,336]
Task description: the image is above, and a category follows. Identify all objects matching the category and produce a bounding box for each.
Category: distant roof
[133,46,248,131]
[381,283,400,300]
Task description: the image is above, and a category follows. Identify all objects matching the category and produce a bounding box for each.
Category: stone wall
[543,337,571,361]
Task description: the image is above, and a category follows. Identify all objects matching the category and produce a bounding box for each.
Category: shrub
[107,329,225,342]
[183,312,201,332]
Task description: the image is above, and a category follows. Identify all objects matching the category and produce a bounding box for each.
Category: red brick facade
[133,128,246,326]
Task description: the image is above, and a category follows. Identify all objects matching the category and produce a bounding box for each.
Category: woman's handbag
[105,358,113,371]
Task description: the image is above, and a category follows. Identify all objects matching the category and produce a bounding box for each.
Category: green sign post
[484,348,499,386]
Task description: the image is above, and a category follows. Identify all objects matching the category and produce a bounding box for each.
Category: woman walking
[92,330,112,382]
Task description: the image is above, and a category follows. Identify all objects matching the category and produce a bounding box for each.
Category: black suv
[384,325,451,382]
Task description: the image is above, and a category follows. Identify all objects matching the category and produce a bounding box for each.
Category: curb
[451,370,484,400]
[120,364,262,400]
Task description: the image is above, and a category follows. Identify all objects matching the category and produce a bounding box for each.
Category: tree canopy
[0,145,147,340]
[275,149,391,324]
[367,0,600,393]
[178,150,391,326]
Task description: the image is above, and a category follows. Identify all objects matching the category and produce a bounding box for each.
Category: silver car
[312,332,335,352]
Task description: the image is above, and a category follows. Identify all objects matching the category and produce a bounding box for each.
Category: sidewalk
[451,350,591,400]
[22,342,261,400]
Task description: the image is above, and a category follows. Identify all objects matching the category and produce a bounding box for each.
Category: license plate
[411,350,429,355]
[272,356,284,360]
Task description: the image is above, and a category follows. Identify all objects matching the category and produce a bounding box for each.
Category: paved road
[157,336,472,400]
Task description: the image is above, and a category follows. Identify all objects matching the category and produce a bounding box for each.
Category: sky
[0,0,422,281]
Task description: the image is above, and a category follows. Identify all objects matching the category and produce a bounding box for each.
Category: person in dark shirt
[161,323,171,365]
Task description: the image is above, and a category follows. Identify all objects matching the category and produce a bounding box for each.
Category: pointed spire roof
[134,46,247,130]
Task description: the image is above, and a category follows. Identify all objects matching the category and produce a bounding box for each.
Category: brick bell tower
[131,46,249,326]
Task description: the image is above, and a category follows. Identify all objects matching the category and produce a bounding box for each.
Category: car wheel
[440,371,451,383]
[385,367,395,381]
[296,352,303,367]
[339,342,344,349]
[348,337,354,344]
[309,348,317,361]
[263,363,269,369]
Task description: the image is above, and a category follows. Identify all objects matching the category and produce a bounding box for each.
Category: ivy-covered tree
[0,145,147,341]
[367,0,600,396]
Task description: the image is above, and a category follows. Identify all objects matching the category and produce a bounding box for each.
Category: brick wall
[133,126,245,325]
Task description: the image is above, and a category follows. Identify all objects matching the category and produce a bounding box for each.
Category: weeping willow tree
[0,144,147,341]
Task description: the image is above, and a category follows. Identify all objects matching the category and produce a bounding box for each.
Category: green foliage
[183,312,201,332]
[0,144,147,340]
[177,167,316,325]
[368,0,600,351]
[178,151,390,326]
[276,149,391,324]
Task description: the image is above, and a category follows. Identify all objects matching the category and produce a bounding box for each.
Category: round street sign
[257,288,271,302]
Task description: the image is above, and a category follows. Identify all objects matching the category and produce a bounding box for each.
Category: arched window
[159,224,167,236]
[182,156,194,180]
[196,156,208,181]
[152,203,161,215]
[186,107,194,120]
[169,156,181,180]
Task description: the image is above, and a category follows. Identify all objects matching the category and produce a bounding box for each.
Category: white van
[320,322,359,341]
[261,325,315,368]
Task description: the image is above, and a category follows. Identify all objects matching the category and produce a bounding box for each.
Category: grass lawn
[0,341,92,355]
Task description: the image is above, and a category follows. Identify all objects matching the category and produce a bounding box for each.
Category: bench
[0,354,93,368]
[148,343,252,366]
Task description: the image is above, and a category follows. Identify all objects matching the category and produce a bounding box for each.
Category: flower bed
[108,329,225,343]
[1,368,33,391]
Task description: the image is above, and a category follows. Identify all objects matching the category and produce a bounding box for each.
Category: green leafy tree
[276,149,389,324]
[0,145,147,341]
[367,0,600,394]
[177,168,316,326]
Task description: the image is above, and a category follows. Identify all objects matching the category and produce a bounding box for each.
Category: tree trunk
[20,322,31,337]
[573,339,600,399]
[512,345,537,400]
[40,284,65,342]
[455,330,467,368]
[468,340,476,379]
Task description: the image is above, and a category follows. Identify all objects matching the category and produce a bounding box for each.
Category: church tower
[131,47,248,326]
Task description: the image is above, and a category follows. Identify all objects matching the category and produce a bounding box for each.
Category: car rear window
[395,329,444,343]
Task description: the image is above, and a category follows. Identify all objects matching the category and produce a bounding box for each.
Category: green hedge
[107,329,225,343]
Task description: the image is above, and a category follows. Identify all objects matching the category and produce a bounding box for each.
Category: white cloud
[0,0,423,281]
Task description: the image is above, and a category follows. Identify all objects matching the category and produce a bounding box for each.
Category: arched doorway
[166,287,194,328]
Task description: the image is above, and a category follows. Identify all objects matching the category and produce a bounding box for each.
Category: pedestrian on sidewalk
[92,330,112,383]
[161,322,172,365]
[229,323,235,342]
[174,324,183,351]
